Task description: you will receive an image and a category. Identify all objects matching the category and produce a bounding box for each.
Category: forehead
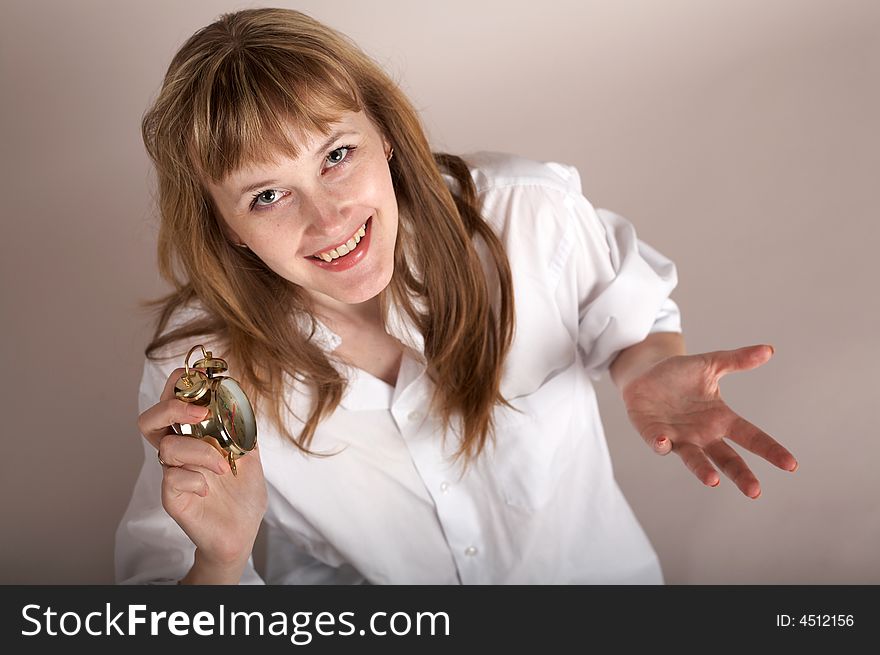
[250,110,373,167]
[192,91,367,177]
[205,110,375,195]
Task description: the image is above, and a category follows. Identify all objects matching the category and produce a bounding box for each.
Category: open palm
[621,344,798,498]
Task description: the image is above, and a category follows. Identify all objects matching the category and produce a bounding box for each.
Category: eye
[250,189,283,210]
[324,144,356,170]
[248,144,357,212]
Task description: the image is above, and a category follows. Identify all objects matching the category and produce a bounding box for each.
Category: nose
[301,189,351,237]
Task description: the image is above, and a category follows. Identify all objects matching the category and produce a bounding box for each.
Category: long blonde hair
[142,8,514,462]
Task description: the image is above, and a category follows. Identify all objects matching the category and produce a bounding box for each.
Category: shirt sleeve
[543,164,680,381]
[114,355,265,585]
[572,204,680,380]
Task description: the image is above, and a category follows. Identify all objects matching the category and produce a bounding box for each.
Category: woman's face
[205,110,398,310]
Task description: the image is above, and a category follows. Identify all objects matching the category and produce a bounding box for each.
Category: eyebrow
[236,130,358,198]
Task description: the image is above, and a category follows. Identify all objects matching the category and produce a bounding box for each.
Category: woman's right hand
[136,367,268,583]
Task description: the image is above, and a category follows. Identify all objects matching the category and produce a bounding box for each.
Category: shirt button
[439,482,450,494]
[407,410,422,422]
[464,546,478,556]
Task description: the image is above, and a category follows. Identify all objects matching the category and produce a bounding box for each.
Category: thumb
[706,344,774,377]
[639,428,674,456]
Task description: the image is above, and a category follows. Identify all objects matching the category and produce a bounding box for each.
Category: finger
[638,423,676,456]
[139,365,218,449]
[136,366,209,447]
[674,442,721,488]
[728,415,798,472]
[138,398,210,449]
[653,435,673,456]
[705,344,775,377]
[162,466,209,502]
[158,434,228,475]
[704,440,761,499]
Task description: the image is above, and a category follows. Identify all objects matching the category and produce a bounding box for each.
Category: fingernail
[789,461,799,473]
[767,344,775,355]
[655,437,668,450]
[216,459,228,475]
[187,404,209,419]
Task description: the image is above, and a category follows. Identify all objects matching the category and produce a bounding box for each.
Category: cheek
[249,224,307,271]
[262,221,304,250]
[352,161,397,210]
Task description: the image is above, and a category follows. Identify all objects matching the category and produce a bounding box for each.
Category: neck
[309,291,384,330]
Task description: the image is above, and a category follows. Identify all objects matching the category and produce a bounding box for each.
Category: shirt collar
[295,294,429,411]
[297,294,427,358]
[294,313,342,352]
[382,296,426,356]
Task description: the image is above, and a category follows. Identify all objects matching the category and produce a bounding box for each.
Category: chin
[331,266,394,305]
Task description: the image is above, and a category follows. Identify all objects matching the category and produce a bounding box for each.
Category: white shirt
[116,151,681,584]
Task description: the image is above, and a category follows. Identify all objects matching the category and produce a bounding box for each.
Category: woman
[116,8,797,584]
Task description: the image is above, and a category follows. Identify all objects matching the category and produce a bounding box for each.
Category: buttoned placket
[388,350,487,583]
[314,300,489,582]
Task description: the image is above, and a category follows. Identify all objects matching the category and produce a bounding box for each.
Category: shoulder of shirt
[444,152,607,290]
[451,151,584,198]
[446,151,602,252]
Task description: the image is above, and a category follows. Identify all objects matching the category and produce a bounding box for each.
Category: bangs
[189,48,363,183]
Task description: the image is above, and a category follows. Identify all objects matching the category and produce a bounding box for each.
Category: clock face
[215,379,257,452]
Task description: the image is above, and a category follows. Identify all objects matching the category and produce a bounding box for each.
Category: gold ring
[157,450,170,467]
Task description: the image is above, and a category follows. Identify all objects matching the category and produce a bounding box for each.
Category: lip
[310,220,368,259]
[306,216,373,272]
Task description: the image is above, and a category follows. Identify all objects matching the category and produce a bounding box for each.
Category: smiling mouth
[310,219,369,262]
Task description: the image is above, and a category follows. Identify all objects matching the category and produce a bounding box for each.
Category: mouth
[310,219,369,262]
[305,216,373,272]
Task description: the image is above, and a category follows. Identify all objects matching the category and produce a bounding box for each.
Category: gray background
[1,0,877,583]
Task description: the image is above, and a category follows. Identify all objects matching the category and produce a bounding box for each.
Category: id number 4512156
[776,614,854,627]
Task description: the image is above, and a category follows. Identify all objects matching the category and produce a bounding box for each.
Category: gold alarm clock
[171,345,257,476]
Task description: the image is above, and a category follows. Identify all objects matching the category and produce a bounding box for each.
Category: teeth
[314,221,368,261]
